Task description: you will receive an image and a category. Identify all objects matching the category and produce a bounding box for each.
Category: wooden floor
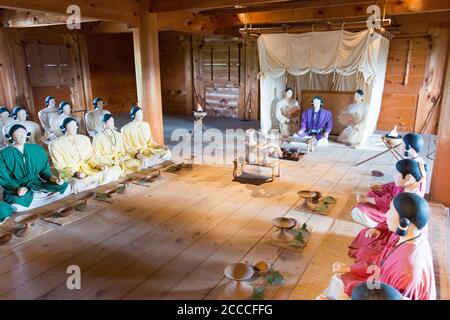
[0,141,446,300]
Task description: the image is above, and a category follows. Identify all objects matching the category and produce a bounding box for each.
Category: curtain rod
[239,19,392,37]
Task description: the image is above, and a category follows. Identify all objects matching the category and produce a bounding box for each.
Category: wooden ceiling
[0,0,449,34]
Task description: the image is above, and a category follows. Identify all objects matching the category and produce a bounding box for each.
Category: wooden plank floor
[0,142,442,300]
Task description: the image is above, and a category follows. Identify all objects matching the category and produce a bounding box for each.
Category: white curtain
[258,29,390,138]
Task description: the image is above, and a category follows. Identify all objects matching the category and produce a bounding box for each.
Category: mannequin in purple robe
[318,193,436,300]
[293,96,333,142]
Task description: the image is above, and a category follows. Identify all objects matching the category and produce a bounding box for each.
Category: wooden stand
[233,158,281,183]
[355,136,404,167]
[281,136,315,155]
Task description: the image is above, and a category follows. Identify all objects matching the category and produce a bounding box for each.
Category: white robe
[12,187,72,212]
[2,120,43,145]
[0,118,14,146]
[85,109,111,137]
[50,114,82,138]
[337,102,368,146]
[38,107,59,136]
[275,98,300,136]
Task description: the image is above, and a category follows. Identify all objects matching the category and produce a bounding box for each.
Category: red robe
[342,237,436,300]
[356,181,426,225]
[350,182,426,268]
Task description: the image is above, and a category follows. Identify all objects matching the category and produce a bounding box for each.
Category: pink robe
[357,182,426,225]
[356,182,404,225]
[350,182,426,265]
[342,237,436,300]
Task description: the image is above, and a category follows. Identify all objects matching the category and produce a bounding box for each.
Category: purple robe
[298,107,333,140]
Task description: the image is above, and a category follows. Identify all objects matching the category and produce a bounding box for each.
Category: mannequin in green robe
[0,124,70,212]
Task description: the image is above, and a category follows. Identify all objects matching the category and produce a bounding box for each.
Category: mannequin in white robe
[85,98,111,138]
[276,87,300,137]
[3,106,43,145]
[0,107,14,146]
[337,90,368,147]
[38,96,59,139]
[50,102,82,138]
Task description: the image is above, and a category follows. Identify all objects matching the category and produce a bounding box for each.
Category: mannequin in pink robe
[352,158,426,228]
[319,193,435,300]
[349,159,427,269]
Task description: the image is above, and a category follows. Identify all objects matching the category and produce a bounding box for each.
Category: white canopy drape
[258,29,390,142]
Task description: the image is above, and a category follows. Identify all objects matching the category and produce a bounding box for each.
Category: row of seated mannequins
[0,97,171,225]
[317,133,436,300]
[0,96,104,146]
[276,88,368,147]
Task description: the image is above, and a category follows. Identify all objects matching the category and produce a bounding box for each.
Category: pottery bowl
[297,190,317,199]
[224,263,254,281]
[272,217,297,230]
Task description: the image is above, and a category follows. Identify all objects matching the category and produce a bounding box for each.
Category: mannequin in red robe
[352,158,426,228]
[318,193,436,300]
[349,159,428,265]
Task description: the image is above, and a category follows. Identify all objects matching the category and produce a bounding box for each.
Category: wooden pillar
[430,48,450,206]
[184,36,193,114]
[192,34,205,107]
[78,34,93,112]
[63,34,87,112]
[133,0,164,144]
[238,37,260,121]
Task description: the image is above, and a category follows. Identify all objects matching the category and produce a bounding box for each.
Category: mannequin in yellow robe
[121,106,172,169]
[49,117,121,194]
[89,114,141,176]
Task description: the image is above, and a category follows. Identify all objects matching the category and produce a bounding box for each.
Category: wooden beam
[83,22,135,34]
[83,12,219,34]
[430,45,450,206]
[133,0,164,144]
[149,0,293,13]
[0,0,139,24]
[199,0,374,15]
[157,11,218,33]
[217,0,450,27]
[0,9,98,28]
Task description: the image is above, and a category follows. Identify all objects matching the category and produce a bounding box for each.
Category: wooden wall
[378,37,430,132]
[87,33,137,114]
[192,34,259,120]
[0,29,36,119]
[159,31,192,115]
[0,28,92,123]
[378,22,450,134]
